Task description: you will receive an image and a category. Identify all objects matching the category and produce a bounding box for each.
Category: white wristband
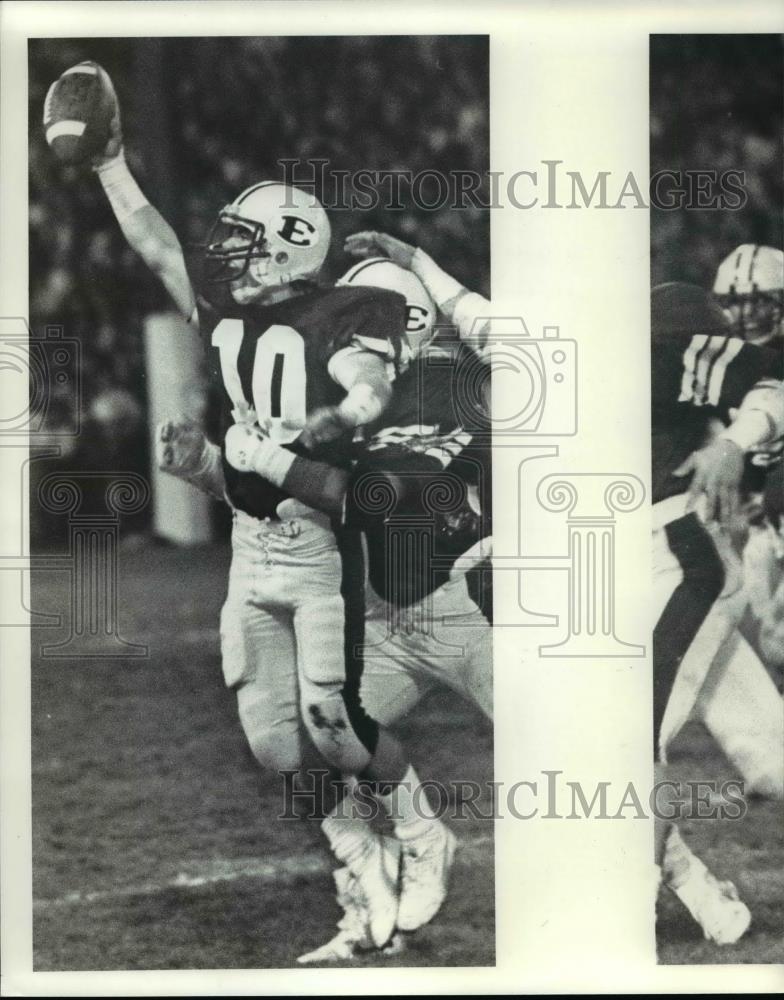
[338,383,385,426]
[411,248,465,309]
[719,409,774,452]
[248,434,296,486]
[95,152,149,224]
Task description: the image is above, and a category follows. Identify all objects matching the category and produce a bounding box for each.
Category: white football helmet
[713,244,784,343]
[338,257,437,355]
[204,181,330,301]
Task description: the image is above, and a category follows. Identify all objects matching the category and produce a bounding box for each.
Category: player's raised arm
[345,230,491,350]
[93,122,196,324]
[43,62,197,324]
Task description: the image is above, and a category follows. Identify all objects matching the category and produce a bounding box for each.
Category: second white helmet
[338,257,437,355]
[713,244,784,342]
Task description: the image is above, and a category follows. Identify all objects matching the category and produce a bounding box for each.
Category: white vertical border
[2,1,784,994]
[491,18,655,985]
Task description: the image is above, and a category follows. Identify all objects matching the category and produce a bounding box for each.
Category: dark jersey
[651,332,782,504]
[366,338,490,440]
[193,284,407,519]
[344,344,492,610]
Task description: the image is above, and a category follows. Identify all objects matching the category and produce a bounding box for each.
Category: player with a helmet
[344,230,493,357]
[702,244,784,804]
[649,281,784,944]
[159,257,493,962]
[713,244,784,346]
[83,81,464,952]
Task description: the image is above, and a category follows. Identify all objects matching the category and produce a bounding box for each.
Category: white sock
[662,825,697,890]
[664,834,720,918]
[378,765,439,841]
[321,780,375,869]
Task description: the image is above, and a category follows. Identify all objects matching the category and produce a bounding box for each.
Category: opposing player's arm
[410,249,490,352]
[675,378,784,524]
[345,230,491,351]
[298,349,393,450]
[330,348,393,419]
[225,421,429,526]
[92,88,196,325]
[719,379,784,451]
[299,290,406,449]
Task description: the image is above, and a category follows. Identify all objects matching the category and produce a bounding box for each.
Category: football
[43,61,116,165]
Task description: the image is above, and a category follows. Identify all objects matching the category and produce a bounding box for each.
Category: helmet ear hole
[275,251,289,265]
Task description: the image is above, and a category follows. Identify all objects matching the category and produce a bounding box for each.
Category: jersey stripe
[679,334,737,406]
[706,336,744,406]
[679,335,707,403]
[235,180,279,206]
[366,426,473,467]
[692,336,725,404]
[748,244,760,283]
[342,258,388,283]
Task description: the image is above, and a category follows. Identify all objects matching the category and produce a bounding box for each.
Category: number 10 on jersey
[212,319,307,444]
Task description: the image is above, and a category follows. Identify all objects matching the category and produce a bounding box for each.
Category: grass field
[31,540,495,970]
[29,539,782,970]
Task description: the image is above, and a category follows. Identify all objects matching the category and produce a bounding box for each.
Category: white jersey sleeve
[410,248,491,353]
[452,292,492,352]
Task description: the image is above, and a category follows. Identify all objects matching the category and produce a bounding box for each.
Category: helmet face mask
[716,288,783,343]
[204,210,270,285]
[713,244,784,344]
[202,182,330,303]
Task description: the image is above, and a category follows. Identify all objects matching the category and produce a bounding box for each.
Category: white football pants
[221,504,375,775]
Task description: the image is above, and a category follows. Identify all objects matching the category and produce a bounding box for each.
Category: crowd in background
[29,36,489,486]
[29,35,782,571]
[651,34,783,287]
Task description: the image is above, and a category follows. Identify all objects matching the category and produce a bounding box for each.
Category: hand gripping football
[43,61,117,165]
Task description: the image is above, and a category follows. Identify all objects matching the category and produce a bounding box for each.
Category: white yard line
[34,834,493,910]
